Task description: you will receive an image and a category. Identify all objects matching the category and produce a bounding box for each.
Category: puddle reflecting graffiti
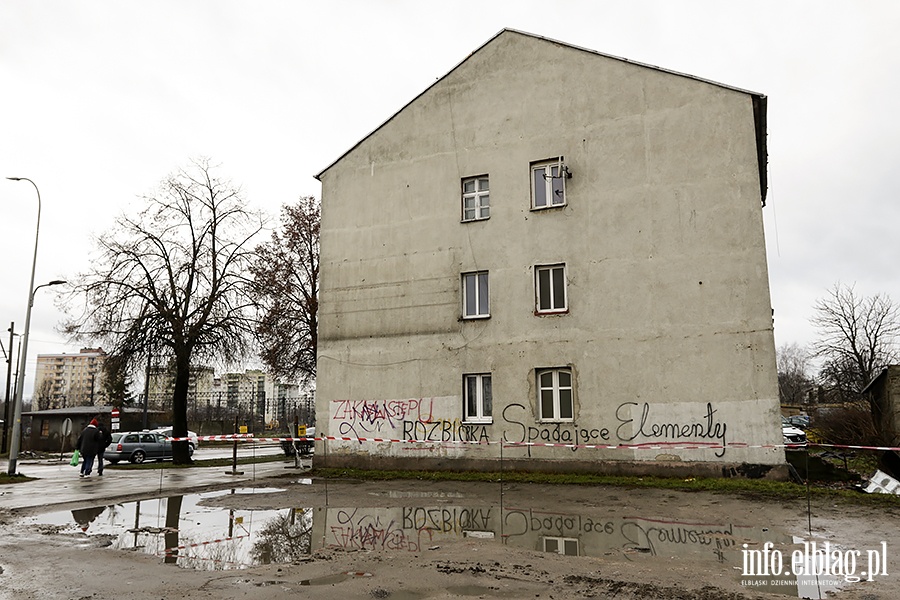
[26,485,849,598]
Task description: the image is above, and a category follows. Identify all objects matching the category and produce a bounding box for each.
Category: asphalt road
[0,442,309,513]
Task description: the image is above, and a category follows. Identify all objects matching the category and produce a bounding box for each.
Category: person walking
[76,418,103,478]
[96,420,113,476]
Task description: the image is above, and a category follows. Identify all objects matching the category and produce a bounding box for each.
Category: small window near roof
[531,158,567,209]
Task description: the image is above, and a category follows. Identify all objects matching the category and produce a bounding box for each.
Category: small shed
[861,366,900,446]
[21,406,167,452]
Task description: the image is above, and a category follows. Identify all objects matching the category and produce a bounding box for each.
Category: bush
[813,401,882,446]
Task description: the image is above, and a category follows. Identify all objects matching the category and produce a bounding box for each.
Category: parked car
[105,430,194,464]
[786,414,810,429]
[281,426,315,456]
[781,417,807,445]
[151,427,200,450]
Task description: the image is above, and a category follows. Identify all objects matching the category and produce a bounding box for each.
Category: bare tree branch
[811,282,900,404]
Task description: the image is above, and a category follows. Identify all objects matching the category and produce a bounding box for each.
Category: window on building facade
[463,373,492,422]
[543,536,579,556]
[531,159,566,209]
[537,367,574,421]
[535,263,567,313]
[462,176,490,221]
[40,419,49,437]
[462,271,490,318]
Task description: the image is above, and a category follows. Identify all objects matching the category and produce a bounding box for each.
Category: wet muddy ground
[1,475,898,599]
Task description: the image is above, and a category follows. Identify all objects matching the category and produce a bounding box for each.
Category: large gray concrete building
[314,29,784,475]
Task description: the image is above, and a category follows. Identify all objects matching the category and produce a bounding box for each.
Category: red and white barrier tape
[160,433,895,452]
[164,534,248,554]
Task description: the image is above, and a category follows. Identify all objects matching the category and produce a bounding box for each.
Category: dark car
[281,426,315,457]
[105,431,193,464]
[787,414,810,429]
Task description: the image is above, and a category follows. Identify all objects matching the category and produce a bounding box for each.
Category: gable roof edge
[314,28,768,203]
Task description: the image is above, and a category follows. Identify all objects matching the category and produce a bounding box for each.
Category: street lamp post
[5,176,65,475]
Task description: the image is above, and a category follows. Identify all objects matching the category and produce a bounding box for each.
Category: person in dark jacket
[76,418,103,478]
[96,421,113,476]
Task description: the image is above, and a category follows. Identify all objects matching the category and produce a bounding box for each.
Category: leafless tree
[64,159,263,463]
[776,342,815,405]
[811,283,900,404]
[250,197,319,384]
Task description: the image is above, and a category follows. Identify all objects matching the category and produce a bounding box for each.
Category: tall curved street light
[5,176,65,475]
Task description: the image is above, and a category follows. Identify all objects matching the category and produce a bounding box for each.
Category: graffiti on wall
[501,403,611,448]
[615,402,728,457]
[402,419,490,443]
[331,397,435,439]
[323,504,756,564]
[331,398,731,456]
[328,506,493,552]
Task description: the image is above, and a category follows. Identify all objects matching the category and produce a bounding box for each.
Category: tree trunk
[171,350,192,464]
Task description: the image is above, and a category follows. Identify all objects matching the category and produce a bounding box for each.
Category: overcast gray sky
[3,1,900,396]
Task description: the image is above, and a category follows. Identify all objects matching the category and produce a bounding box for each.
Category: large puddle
[25,481,856,598]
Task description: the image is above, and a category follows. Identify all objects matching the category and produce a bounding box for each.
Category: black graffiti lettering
[512,509,616,535]
[620,520,736,556]
[512,420,609,452]
[442,420,453,442]
[503,510,528,538]
[616,402,729,457]
[582,517,615,534]
[501,404,528,444]
[402,507,491,533]
[400,420,489,443]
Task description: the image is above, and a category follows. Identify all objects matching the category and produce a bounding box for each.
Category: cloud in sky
[3,1,900,395]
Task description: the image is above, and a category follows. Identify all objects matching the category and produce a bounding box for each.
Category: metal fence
[149,391,315,437]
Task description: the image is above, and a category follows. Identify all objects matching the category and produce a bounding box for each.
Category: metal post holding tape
[225,413,243,475]
[293,417,301,469]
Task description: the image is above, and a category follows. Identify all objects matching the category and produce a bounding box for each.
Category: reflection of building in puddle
[27,495,854,596]
[312,505,853,599]
[314,505,848,598]
[312,505,781,561]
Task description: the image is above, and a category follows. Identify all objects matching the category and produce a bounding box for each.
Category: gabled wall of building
[315,30,784,474]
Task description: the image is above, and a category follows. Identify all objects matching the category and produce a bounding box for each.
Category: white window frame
[462,271,490,319]
[537,367,574,421]
[463,373,492,423]
[543,536,579,556]
[535,263,567,314]
[462,176,490,222]
[531,158,566,209]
